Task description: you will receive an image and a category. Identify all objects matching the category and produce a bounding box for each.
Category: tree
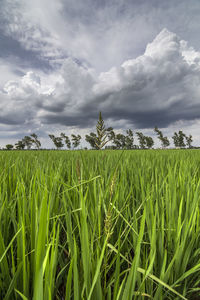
[49,134,64,150]
[5,144,13,150]
[136,132,154,149]
[172,132,179,148]
[113,133,126,149]
[172,131,186,148]
[22,136,33,150]
[136,132,147,149]
[85,112,114,149]
[125,129,134,149]
[185,134,193,148]
[60,133,71,149]
[112,129,134,150]
[154,126,170,148]
[71,134,82,149]
[178,131,185,148]
[30,133,41,149]
[85,133,99,149]
[161,136,170,148]
[15,140,25,150]
[154,126,161,136]
[145,136,154,149]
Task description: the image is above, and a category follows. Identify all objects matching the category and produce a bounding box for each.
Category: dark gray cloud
[58,0,200,69]
[26,29,199,131]
[2,0,200,73]
[1,0,200,147]
[1,29,200,131]
[0,31,52,71]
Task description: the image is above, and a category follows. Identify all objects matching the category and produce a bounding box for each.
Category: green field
[1,149,200,299]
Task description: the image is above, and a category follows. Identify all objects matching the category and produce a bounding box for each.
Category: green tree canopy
[5,144,14,150]
[15,140,25,150]
[172,131,186,148]
[71,134,82,149]
[30,133,41,149]
[60,133,71,149]
[154,126,170,148]
[49,134,64,150]
[22,136,33,150]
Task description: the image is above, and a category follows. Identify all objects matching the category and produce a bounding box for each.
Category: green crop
[0,149,200,299]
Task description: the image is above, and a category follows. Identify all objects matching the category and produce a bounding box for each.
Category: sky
[1,0,200,148]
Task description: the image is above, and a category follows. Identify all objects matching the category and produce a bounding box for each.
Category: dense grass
[0,149,200,299]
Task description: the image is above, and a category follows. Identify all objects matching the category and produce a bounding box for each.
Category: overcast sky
[1,0,200,148]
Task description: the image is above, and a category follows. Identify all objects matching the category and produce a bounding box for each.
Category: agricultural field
[0,149,200,299]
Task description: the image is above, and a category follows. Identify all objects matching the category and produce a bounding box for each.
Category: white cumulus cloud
[1,29,200,146]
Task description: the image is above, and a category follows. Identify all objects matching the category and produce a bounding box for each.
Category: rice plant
[0,149,200,299]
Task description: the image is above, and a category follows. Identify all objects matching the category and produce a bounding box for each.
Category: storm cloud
[1,0,200,146]
[1,29,200,131]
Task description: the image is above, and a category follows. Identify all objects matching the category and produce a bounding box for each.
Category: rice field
[1,149,200,299]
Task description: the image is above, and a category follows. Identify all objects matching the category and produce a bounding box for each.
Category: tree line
[4,112,194,150]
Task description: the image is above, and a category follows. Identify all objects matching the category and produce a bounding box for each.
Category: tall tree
[71,134,82,149]
[172,132,179,148]
[113,133,126,149]
[15,140,25,150]
[60,133,71,149]
[49,134,64,150]
[154,126,162,137]
[172,131,186,148]
[154,126,170,148]
[125,129,134,149]
[112,129,134,149]
[178,131,186,148]
[185,134,193,148]
[145,136,154,149]
[22,136,33,150]
[136,132,154,149]
[136,132,147,149]
[30,133,41,149]
[161,136,170,148]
